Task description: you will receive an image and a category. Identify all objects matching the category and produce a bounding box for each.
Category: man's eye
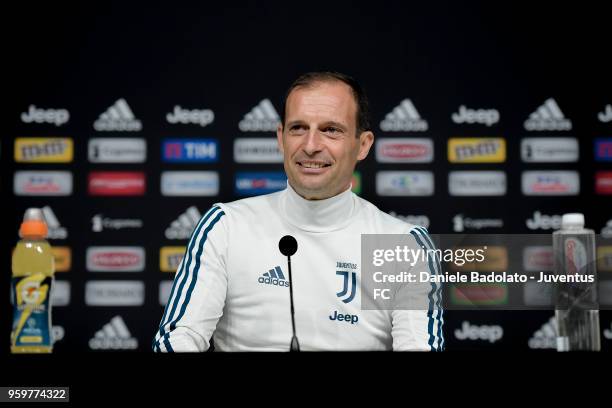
[290,125,306,132]
[324,127,341,134]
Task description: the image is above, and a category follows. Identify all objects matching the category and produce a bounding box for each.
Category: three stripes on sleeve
[153,205,225,352]
[409,226,445,352]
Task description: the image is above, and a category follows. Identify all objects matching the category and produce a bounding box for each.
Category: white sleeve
[153,205,228,352]
[391,226,444,351]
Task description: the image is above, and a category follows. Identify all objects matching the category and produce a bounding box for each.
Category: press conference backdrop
[5,2,611,351]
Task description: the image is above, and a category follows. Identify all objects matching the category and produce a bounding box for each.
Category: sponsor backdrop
[5,2,611,351]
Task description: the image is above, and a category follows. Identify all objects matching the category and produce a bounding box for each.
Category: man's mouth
[296,161,332,169]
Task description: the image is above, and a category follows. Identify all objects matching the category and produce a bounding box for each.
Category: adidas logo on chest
[258,266,289,287]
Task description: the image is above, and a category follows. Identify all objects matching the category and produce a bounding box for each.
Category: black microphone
[279,235,299,352]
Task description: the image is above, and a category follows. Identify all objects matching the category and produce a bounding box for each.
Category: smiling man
[280,75,372,200]
[153,72,444,352]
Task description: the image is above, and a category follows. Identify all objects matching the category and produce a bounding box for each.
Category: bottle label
[556,336,569,351]
[564,237,587,275]
[11,274,53,347]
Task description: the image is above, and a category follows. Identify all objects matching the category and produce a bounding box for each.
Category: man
[153,72,443,351]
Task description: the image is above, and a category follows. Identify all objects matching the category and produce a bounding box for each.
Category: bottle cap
[561,213,585,229]
[19,208,48,238]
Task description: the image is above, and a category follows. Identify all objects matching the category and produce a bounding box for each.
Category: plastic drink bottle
[553,213,600,351]
[11,208,55,353]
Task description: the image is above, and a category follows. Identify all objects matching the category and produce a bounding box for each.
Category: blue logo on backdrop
[336,271,357,303]
[162,138,218,162]
[235,172,286,196]
[595,138,612,162]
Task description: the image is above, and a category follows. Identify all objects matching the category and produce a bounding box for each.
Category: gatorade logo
[22,281,42,304]
[15,275,50,309]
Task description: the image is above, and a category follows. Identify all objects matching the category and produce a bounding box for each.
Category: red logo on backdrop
[382,143,428,159]
[527,250,554,271]
[92,252,140,268]
[88,172,146,196]
[251,179,267,188]
[596,172,612,195]
[452,284,507,305]
[598,142,612,159]
[164,143,182,159]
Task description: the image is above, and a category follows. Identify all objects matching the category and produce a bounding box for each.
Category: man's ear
[276,123,284,153]
[356,131,374,161]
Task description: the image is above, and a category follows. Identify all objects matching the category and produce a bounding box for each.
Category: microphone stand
[286,254,300,352]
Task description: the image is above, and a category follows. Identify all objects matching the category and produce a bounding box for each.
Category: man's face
[277,81,374,200]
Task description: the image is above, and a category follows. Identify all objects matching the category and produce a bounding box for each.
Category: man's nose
[303,129,323,155]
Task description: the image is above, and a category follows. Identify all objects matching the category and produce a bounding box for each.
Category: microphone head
[279,235,298,257]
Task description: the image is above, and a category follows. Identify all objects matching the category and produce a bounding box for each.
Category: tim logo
[162,139,218,163]
[336,271,357,303]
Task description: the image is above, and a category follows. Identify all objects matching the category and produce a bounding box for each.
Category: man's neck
[289,182,352,201]
[280,181,357,232]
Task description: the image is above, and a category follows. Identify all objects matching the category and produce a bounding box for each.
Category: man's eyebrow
[286,120,308,128]
[320,121,348,131]
[285,120,348,130]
